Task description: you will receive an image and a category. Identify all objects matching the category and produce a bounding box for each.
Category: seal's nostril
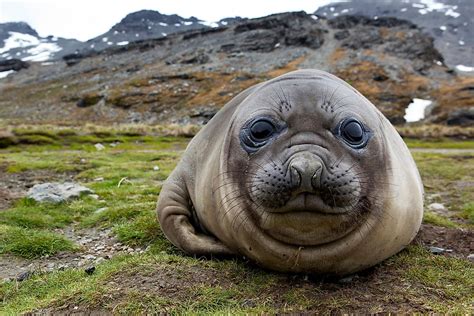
[311,165,323,189]
[290,165,302,187]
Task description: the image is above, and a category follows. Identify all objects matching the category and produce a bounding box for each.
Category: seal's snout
[289,154,323,193]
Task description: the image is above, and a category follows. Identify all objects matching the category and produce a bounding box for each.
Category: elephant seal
[157,69,423,275]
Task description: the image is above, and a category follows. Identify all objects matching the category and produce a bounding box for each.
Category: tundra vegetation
[0,124,472,314]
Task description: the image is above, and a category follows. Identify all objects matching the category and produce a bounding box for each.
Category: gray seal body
[157,69,423,275]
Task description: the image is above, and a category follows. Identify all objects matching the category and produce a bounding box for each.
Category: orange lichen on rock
[429,76,474,122]
[329,48,347,65]
[186,71,261,108]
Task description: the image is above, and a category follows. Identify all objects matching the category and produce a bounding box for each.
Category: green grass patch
[113,212,161,247]
[423,211,458,228]
[405,138,474,149]
[0,199,74,229]
[462,202,474,224]
[0,129,473,313]
[0,225,76,259]
[412,151,474,225]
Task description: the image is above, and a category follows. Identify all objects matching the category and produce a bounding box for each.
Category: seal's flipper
[157,174,234,256]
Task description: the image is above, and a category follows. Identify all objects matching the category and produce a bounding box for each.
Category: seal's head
[215,69,423,274]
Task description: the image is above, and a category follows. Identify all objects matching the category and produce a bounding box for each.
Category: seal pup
[157,69,423,275]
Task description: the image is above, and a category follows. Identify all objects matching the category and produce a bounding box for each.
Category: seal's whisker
[220,194,251,219]
[333,101,354,113]
[213,170,258,182]
[330,94,352,110]
[327,85,341,106]
[212,179,256,193]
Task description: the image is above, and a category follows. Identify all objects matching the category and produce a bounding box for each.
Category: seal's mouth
[266,192,353,215]
[256,193,367,246]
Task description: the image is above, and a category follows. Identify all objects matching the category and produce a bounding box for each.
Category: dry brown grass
[267,55,308,78]
[187,72,261,108]
[329,48,347,65]
[1,123,472,142]
[430,76,474,120]
[397,124,474,139]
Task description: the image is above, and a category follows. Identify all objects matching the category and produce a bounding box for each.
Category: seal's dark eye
[240,117,284,153]
[337,118,370,149]
[342,120,363,144]
[250,120,275,141]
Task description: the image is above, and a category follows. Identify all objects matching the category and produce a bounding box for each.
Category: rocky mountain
[0,11,245,63]
[0,22,81,62]
[1,11,472,126]
[83,10,209,52]
[315,0,473,70]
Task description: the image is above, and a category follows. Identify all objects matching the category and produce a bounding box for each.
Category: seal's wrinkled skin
[157,69,423,275]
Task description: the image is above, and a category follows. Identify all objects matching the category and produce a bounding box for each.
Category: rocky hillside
[316,0,473,70]
[0,12,472,126]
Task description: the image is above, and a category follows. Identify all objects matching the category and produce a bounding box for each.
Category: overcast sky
[0,0,339,41]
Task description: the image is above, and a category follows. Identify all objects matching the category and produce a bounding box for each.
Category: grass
[0,225,76,258]
[0,126,472,313]
[462,202,474,224]
[411,151,474,227]
[423,212,458,228]
[405,138,474,149]
[0,245,472,314]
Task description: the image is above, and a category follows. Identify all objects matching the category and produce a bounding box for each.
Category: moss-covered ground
[0,127,472,314]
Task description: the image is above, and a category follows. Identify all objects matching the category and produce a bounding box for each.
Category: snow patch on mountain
[456,65,474,72]
[201,21,219,28]
[0,32,40,54]
[405,98,432,122]
[22,42,62,62]
[0,70,15,79]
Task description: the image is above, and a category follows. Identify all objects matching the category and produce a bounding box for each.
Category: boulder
[446,107,474,126]
[27,182,93,203]
[0,59,29,72]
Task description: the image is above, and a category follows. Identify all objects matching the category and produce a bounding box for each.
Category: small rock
[27,182,93,203]
[110,142,120,147]
[241,299,257,308]
[89,194,99,200]
[94,143,105,151]
[427,193,442,201]
[84,254,96,260]
[467,254,474,262]
[94,177,104,182]
[57,264,68,271]
[17,271,32,282]
[95,207,108,214]
[428,203,446,212]
[338,275,356,284]
[153,165,160,171]
[429,246,447,254]
[84,266,96,275]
